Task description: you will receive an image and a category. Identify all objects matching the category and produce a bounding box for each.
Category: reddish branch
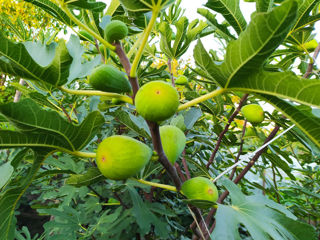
[114,43,139,98]
[229,120,247,180]
[206,94,249,169]
[204,125,280,233]
[304,43,320,79]
[181,150,191,179]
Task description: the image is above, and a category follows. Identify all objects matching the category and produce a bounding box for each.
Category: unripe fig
[245,127,256,137]
[297,39,318,52]
[241,104,264,124]
[104,20,128,43]
[135,81,179,122]
[175,75,188,85]
[160,125,186,164]
[96,135,152,180]
[181,177,218,209]
[89,64,132,93]
[79,30,94,42]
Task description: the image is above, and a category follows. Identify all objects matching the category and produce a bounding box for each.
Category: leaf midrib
[224,8,292,88]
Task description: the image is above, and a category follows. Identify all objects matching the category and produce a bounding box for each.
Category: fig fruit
[241,104,264,124]
[175,75,188,85]
[297,39,318,52]
[160,125,186,164]
[89,64,132,93]
[135,81,179,122]
[96,135,152,180]
[104,20,128,43]
[181,177,218,209]
[79,30,94,42]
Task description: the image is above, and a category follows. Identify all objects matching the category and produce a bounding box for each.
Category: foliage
[0,0,320,239]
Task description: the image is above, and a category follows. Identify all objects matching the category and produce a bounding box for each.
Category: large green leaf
[220,0,298,88]
[197,8,236,40]
[0,33,73,87]
[258,94,320,147]
[0,99,105,151]
[292,0,319,31]
[212,178,317,240]
[204,0,247,35]
[24,0,73,25]
[227,70,320,108]
[66,167,105,187]
[119,0,174,12]
[66,0,106,12]
[0,149,52,240]
[255,0,274,12]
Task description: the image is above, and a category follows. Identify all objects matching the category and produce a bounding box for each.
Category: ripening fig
[135,81,179,122]
[175,75,188,85]
[104,20,128,43]
[181,177,218,209]
[160,125,186,164]
[89,64,132,93]
[96,135,152,180]
[79,30,94,42]
[241,104,264,124]
[297,39,318,52]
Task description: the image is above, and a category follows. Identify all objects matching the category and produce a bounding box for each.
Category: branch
[205,125,280,230]
[178,88,225,111]
[229,120,247,180]
[181,150,191,179]
[206,94,249,169]
[114,43,139,98]
[148,121,182,190]
[304,42,320,78]
[59,86,133,104]
[168,58,175,86]
[130,8,160,78]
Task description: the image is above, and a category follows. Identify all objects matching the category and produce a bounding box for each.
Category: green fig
[79,30,94,42]
[104,20,128,43]
[297,39,318,52]
[96,135,152,180]
[160,125,186,164]
[89,64,132,93]
[181,177,218,209]
[175,75,188,85]
[135,81,179,122]
[241,104,264,124]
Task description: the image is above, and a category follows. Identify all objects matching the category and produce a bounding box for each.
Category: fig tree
[104,20,128,43]
[160,125,186,164]
[241,104,264,124]
[89,64,132,93]
[181,177,218,209]
[96,135,152,180]
[135,81,179,122]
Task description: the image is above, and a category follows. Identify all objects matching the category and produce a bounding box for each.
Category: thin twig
[206,94,249,169]
[229,120,247,180]
[113,192,128,209]
[181,150,191,179]
[168,58,175,86]
[304,42,320,78]
[60,105,72,123]
[95,39,105,63]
